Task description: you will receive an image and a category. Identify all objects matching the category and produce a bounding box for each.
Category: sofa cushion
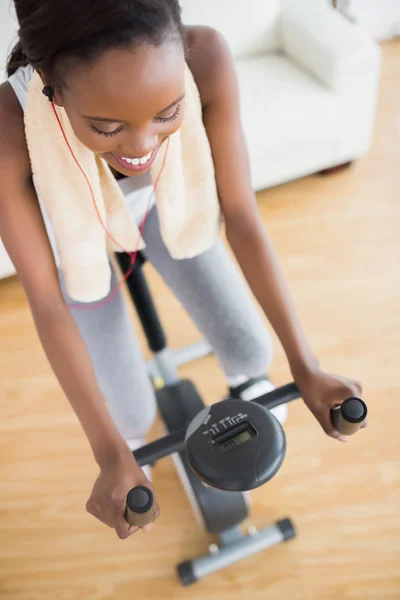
[235,54,340,171]
[180,0,282,57]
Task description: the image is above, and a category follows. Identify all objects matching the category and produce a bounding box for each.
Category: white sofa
[0,0,382,280]
[180,0,382,191]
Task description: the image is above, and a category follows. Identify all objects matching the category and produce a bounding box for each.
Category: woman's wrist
[288,345,320,383]
[91,429,132,469]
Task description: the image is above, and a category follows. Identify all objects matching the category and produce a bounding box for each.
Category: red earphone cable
[50,102,169,310]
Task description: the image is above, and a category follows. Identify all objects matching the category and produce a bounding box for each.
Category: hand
[294,367,366,442]
[86,447,160,539]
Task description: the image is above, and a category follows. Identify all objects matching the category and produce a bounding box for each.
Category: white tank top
[8,65,155,268]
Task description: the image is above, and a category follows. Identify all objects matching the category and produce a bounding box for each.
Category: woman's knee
[220,321,274,379]
[103,380,158,441]
[110,399,157,441]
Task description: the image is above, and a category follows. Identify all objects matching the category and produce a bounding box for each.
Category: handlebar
[133,428,186,467]
[126,383,367,523]
[253,382,367,435]
[125,485,154,527]
[131,383,303,468]
[131,382,367,468]
[253,381,302,410]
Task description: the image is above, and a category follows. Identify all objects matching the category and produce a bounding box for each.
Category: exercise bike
[116,252,368,587]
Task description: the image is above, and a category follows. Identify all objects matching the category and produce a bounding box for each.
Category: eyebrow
[82,92,186,123]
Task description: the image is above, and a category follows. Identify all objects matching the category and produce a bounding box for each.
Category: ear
[36,68,64,108]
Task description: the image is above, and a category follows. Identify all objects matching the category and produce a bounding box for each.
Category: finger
[326,428,349,443]
[361,419,368,428]
[348,379,363,397]
[128,525,141,535]
[114,502,142,539]
[320,411,340,439]
[86,501,112,527]
[140,503,160,532]
[114,515,131,540]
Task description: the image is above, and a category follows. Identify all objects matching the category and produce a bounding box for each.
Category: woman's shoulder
[0,80,30,175]
[184,25,237,110]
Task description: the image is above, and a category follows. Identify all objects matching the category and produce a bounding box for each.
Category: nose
[120,134,158,158]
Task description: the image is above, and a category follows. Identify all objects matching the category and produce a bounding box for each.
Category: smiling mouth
[111,148,158,173]
[116,151,154,166]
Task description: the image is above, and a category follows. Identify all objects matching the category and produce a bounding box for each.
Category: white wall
[349,0,400,41]
[0,1,18,83]
[333,0,400,41]
[294,0,400,41]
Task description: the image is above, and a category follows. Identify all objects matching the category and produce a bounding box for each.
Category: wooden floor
[1,41,399,600]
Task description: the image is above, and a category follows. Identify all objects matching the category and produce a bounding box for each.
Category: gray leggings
[59,207,273,441]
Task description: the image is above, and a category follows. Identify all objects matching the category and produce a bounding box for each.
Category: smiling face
[52,40,186,176]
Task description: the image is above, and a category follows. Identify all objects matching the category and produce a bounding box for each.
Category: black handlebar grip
[331,397,367,436]
[125,486,154,527]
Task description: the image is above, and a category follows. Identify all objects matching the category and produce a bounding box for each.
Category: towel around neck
[24,63,222,302]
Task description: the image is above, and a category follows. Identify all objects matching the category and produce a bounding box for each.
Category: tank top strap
[8,64,35,112]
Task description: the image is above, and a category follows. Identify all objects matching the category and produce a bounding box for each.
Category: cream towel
[24,64,221,302]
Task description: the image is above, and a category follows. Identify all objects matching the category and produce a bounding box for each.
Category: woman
[0,0,363,540]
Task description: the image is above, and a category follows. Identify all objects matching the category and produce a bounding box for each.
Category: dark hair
[7,0,185,82]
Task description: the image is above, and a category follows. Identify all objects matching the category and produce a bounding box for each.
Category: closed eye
[90,123,124,137]
[154,104,181,124]
[88,102,182,137]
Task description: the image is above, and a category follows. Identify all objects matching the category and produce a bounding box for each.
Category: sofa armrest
[281,0,381,93]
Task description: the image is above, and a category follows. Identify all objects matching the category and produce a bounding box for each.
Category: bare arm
[0,83,160,537]
[0,83,130,466]
[186,28,318,378]
[186,28,363,441]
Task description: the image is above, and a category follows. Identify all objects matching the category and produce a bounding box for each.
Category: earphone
[42,85,169,310]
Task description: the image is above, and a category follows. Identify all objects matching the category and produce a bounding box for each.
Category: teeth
[121,151,153,166]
